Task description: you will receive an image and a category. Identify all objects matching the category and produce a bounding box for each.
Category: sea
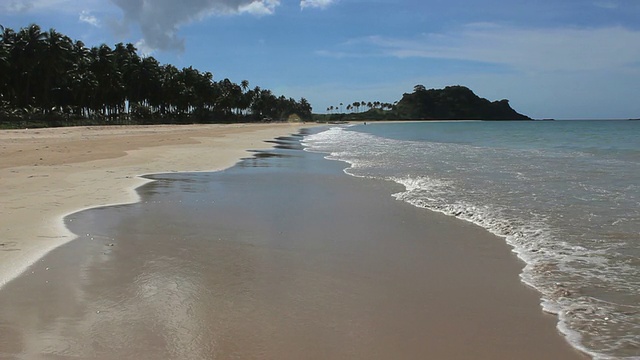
[302,120,640,360]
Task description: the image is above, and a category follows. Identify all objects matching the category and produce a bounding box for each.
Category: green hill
[394,85,530,120]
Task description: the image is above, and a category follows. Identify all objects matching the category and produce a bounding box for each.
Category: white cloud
[134,39,155,57]
[240,0,280,15]
[327,24,640,73]
[108,0,281,52]
[300,0,336,10]
[79,10,100,27]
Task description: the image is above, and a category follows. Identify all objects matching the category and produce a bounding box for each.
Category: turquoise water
[304,120,640,360]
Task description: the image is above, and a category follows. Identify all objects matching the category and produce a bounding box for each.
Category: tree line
[326,101,395,114]
[0,24,312,128]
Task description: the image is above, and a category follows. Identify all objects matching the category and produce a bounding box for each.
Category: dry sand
[0,123,310,288]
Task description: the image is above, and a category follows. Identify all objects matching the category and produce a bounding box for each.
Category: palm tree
[217,78,237,116]
[14,24,47,108]
[251,88,275,120]
[229,81,243,115]
[0,25,14,105]
[113,42,142,116]
[175,66,198,115]
[134,56,161,117]
[235,80,252,116]
[61,40,90,117]
[160,64,180,115]
[89,44,123,117]
[40,28,73,113]
[298,97,312,118]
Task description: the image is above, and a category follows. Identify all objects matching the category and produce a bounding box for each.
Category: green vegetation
[0,24,312,128]
[316,85,531,122]
[394,85,530,120]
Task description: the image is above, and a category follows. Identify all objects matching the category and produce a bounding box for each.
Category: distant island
[394,85,530,120]
[315,85,531,122]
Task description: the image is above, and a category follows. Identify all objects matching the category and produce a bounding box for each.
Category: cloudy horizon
[2,0,639,119]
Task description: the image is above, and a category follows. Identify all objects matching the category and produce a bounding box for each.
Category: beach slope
[0,123,308,288]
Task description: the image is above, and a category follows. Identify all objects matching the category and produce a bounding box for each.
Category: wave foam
[302,125,640,359]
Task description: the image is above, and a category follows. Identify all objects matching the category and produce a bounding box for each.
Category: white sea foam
[303,123,640,360]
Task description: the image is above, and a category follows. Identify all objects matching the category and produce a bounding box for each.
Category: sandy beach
[0,123,310,289]
[0,124,588,359]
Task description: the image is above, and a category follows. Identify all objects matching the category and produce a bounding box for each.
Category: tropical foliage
[0,24,312,128]
[393,85,531,120]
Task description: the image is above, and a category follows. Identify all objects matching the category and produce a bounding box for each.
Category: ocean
[303,120,640,360]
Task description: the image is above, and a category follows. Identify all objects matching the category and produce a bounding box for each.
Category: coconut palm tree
[133,56,161,117]
[251,87,275,120]
[14,24,47,108]
[217,78,238,116]
[89,44,123,117]
[40,28,73,112]
[61,40,91,117]
[160,64,180,116]
[113,42,141,116]
[0,25,14,104]
[298,97,312,118]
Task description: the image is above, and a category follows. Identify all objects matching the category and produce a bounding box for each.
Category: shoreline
[0,123,313,289]
[0,123,589,359]
[305,124,592,359]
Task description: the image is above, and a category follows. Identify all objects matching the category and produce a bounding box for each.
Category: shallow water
[303,120,640,359]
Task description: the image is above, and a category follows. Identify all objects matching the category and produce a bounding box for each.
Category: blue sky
[2,0,640,119]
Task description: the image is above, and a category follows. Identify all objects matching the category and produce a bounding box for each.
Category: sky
[2,0,640,119]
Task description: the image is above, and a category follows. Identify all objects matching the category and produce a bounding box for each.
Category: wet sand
[0,123,310,289]
[0,130,587,359]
